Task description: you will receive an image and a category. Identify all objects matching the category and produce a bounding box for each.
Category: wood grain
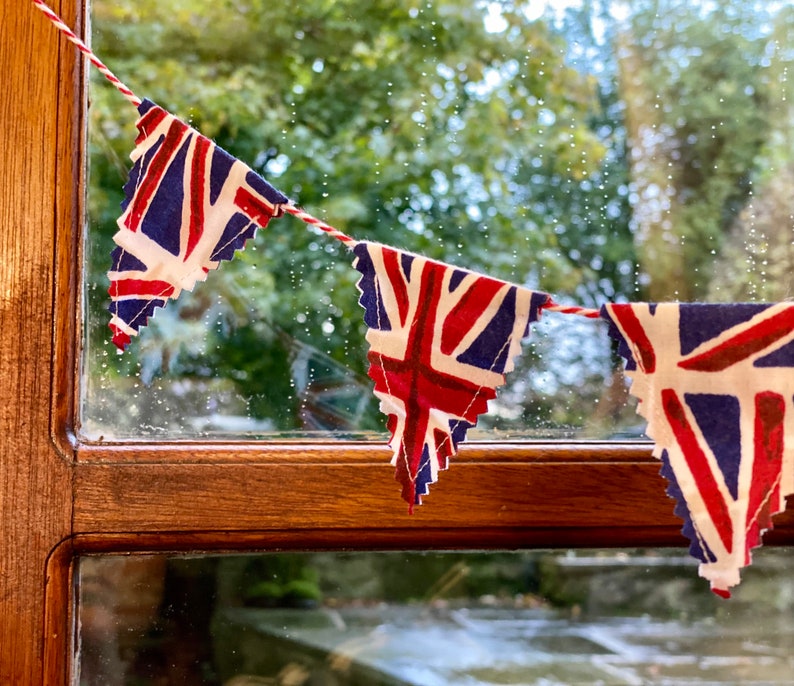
[72,456,794,543]
[76,440,656,463]
[0,0,77,683]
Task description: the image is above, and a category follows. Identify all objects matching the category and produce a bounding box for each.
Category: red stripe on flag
[433,428,452,471]
[233,186,277,229]
[745,392,785,555]
[135,106,170,145]
[610,305,656,373]
[125,119,189,231]
[441,278,503,356]
[109,279,175,298]
[370,266,492,504]
[184,135,211,261]
[109,324,131,351]
[679,308,794,372]
[662,389,733,554]
[382,248,411,328]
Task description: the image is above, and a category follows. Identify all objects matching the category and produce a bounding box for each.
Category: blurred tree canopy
[85,0,792,435]
[619,0,779,300]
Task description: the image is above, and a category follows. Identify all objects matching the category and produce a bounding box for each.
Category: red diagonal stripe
[610,304,656,373]
[233,186,277,229]
[745,392,785,556]
[125,118,188,232]
[109,279,175,299]
[663,389,733,554]
[381,248,411,328]
[184,134,211,261]
[135,106,169,146]
[441,277,503,355]
[679,308,794,372]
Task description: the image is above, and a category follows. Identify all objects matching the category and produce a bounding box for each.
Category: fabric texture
[602,302,794,596]
[107,99,288,350]
[354,241,549,508]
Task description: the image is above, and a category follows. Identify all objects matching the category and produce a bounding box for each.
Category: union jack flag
[602,303,794,596]
[354,242,549,508]
[108,99,288,350]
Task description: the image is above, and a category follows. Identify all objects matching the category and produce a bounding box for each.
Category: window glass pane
[77,549,794,685]
[81,0,794,440]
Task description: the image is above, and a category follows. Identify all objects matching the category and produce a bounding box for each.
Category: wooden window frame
[4,1,794,682]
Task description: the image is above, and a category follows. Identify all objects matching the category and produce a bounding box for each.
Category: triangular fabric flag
[353,241,549,509]
[107,99,289,350]
[602,302,794,596]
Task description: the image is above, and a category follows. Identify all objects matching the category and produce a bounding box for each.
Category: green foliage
[620,0,775,299]
[86,0,613,432]
[243,559,322,606]
[84,0,789,435]
[708,6,794,302]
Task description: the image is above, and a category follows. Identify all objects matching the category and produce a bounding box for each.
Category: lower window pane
[78,550,794,685]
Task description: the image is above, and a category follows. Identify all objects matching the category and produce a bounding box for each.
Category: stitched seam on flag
[114,212,282,333]
[691,520,714,568]
[111,247,170,329]
[209,218,264,262]
[411,335,515,493]
[746,470,782,540]
[431,283,537,473]
[373,255,521,496]
[372,268,415,495]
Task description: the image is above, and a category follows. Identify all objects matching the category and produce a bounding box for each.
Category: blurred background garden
[82,0,794,440]
[77,2,794,684]
[79,549,794,685]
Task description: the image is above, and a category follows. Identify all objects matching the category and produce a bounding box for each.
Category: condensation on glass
[77,549,794,685]
[80,0,794,440]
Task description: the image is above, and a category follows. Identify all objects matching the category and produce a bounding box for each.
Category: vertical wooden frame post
[0,0,80,682]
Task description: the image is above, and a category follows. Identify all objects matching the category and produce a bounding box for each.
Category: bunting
[602,303,794,596]
[32,0,794,594]
[354,241,549,508]
[107,99,288,350]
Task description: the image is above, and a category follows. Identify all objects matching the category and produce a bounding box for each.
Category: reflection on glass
[81,1,794,439]
[78,550,794,685]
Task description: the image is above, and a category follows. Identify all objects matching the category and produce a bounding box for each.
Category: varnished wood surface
[72,453,794,543]
[1,0,77,683]
[72,453,669,531]
[77,440,656,463]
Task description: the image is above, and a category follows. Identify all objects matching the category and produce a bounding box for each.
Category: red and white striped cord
[281,210,605,316]
[542,299,601,319]
[279,211,604,318]
[283,204,358,248]
[31,0,141,107]
[31,1,356,249]
[29,0,610,316]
